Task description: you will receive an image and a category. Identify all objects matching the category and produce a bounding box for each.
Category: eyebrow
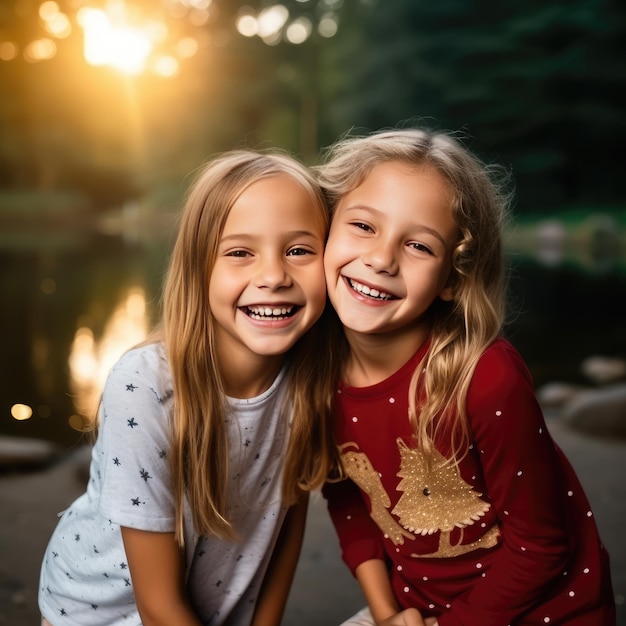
[219,230,321,243]
[341,205,449,246]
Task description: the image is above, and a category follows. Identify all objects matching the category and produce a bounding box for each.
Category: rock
[0,435,62,470]
[581,355,626,385]
[535,219,566,267]
[537,382,585,410]
[561,383,626,439]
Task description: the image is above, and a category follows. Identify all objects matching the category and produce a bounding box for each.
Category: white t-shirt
[39,343,290,625]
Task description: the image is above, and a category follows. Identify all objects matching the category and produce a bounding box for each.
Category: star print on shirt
[127,417,138,428]
[139,468,152,482]
[113,457,121,466]
[120,562,128,569]
[131,497,144,506]
[126,383,137,392]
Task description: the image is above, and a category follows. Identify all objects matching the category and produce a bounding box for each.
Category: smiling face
[209,174,327,372]
[324,161,458,353]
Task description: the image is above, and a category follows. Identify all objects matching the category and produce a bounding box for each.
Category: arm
[355,558,401,623]
[439,342,570,625]
[251,492,309,626]
[354,560,430,626]
[121,527,202,626]
[323,478,387,573]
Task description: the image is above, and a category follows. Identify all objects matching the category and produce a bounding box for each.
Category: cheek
[312,263,330,304]
[323,236,344,275]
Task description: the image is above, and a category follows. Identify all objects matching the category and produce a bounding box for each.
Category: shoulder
[109,343,171,388]
[475,337,532,384]
[468,337,535,405]
[113,341,168,375]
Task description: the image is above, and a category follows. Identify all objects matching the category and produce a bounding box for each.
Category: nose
[254,254,293,289]
[363,240,398,275]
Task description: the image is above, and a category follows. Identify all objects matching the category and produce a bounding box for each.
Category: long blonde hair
[162,150,340,544]
[316,127,512,464]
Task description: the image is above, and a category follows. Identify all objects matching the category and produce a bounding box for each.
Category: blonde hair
[316,127,512,465]
[162,150,339,544]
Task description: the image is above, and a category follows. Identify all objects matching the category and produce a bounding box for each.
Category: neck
[343,323,430,387]
[220,352,284,399]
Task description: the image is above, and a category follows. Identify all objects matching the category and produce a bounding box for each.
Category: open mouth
[242,305,299,320]
[347,278,395,301]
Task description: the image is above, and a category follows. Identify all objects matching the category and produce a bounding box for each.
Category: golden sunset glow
[68,287,149,427]
[77,7,154,75]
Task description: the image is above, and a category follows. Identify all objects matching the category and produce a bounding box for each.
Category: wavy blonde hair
[161,150,340,544]
[316,127,512,465]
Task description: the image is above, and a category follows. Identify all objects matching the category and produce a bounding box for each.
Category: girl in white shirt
[39,150,339,626]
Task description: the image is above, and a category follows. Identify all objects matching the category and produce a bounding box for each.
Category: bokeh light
[0,42,18,61]
[318,15,338,38]
[40,278,57,295]
[11,403,33,421]
[24,38,57,62]
[286,17,312,44]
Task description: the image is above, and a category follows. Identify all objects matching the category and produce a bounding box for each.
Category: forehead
[223,174,326,234]
[339,161,454,210]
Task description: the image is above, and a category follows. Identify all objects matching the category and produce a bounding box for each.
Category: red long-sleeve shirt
[323,338,615,625]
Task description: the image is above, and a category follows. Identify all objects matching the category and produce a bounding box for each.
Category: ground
[1,417,624,625]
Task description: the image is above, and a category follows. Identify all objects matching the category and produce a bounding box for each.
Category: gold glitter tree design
[392,438,495,558]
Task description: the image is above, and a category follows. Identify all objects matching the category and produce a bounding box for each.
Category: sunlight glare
[77,7,153,75]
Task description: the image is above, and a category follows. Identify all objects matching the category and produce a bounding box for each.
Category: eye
[287,246,314,256]
[351,221,373,233]
[225,249,252,258]
[408,241,434,256]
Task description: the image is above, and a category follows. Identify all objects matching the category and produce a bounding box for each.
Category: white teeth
[246,305,294,319]
[348,279,392,300]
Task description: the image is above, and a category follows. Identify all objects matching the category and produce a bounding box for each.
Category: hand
[378,608,426,626]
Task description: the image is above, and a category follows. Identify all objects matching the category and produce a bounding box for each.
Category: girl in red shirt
[318,127,616,626]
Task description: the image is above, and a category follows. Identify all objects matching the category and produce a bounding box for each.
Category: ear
[438,284,454,302]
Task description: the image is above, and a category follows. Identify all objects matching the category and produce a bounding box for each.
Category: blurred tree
[318,0,626,212]
[0,0,624,213]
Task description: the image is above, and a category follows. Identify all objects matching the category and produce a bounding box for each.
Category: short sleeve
[97,355,176,532]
